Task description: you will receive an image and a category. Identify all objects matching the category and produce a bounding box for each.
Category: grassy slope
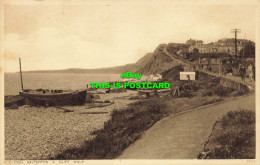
[49,75,241,160]
[50,99,170,159]
[50,95,224,160]
[197,110,255,159]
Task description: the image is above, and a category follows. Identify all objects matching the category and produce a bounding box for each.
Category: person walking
[239,66,246,82]
[227,68,233,76]
[248,64,253,81]
[252,65,255,81]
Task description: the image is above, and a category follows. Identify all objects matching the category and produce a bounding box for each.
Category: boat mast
[19,57,24,91]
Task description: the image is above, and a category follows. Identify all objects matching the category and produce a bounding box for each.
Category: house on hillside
[188,38,248,56]
[186,39,204,46]
[177,48,190,59]
[195,56,236,74]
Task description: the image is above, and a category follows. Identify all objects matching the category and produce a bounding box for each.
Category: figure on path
[252,65,255,82]
[248,64,253,81]
[239,66,246,82]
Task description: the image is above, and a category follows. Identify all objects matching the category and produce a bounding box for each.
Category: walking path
[198,69,255,89]
[118,94,255,159]
[163,46,255,89]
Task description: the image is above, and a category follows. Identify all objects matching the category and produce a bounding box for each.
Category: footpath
[118,94,255,159]
[163,46,255,90]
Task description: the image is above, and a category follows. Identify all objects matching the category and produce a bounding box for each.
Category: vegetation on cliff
[49,74,237,160]
[161,65,184,81]
[50,98,170,159]
[197,110,255,159]
[135,44,178,75]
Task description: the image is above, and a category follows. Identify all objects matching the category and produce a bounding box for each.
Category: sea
[4,73,123,96]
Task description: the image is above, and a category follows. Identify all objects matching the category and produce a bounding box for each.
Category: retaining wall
[197,71,249,91]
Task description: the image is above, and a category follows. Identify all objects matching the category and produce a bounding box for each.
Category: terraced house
[188,38,248,55]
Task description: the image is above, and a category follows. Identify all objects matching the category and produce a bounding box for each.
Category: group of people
[193,61,255,83]
[226,68,233,76]
[239,64,255,82]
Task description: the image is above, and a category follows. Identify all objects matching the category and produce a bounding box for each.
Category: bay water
[4,73,122,95]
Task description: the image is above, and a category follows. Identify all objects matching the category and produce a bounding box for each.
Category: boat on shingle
[16,58,87,106]
[5,95,25,107]
[19,89,87,106]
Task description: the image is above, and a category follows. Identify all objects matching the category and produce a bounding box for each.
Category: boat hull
[5,95,25,107]
[19,90,87,106]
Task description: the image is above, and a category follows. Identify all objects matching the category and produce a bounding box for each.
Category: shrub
[201,90,214,97]
[211,77,221,84]
[220,110,255,129]
[213,85,234,96]
[180,91,194,98]
[50,98,169,159]
[197,110,255,159]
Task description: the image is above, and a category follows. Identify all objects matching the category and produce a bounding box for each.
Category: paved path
[118,94,255,159]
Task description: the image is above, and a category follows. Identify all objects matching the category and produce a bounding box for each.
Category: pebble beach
[5,90,138,160]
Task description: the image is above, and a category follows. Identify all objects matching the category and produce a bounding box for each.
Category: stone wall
[197,71,249,91]
[219,78,248,92]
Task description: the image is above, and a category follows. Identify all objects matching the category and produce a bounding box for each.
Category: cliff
[25,43,186,75]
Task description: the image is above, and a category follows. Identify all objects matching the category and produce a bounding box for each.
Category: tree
[239,42,255,58]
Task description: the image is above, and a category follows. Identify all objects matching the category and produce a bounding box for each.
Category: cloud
[4,28,132,72]
[4,4,256,72]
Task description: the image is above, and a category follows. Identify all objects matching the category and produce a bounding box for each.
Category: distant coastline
[15,64,136,74]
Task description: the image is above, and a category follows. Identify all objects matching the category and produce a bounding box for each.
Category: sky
[3,1,257,72]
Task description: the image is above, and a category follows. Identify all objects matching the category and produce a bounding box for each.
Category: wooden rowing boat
[16,59,87,106]
[5,95,25,107]
[19,89,87,106]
